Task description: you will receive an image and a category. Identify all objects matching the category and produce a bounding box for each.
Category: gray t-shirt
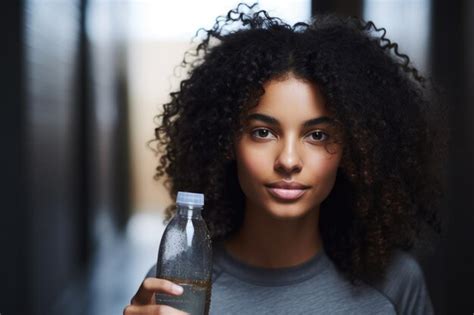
[147,241,434,314]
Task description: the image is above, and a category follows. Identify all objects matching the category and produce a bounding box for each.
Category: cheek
[307,152,342,193]
[235,144,270,193]
[236,149,267,177]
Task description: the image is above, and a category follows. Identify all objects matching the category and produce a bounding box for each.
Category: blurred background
[1,0,472,314]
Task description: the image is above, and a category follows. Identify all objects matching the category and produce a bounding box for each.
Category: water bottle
[155,191,212,315]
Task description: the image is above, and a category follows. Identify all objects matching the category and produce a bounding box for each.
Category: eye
[251,128,276,140]
[306,130,329,143]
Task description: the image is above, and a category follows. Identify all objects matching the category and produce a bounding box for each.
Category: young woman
[124,4,448,315]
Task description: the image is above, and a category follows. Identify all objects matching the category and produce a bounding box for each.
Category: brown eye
[251,128,275,139]
[307,131,329,142]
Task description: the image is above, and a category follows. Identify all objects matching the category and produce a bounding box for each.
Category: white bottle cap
[176,191,204,207]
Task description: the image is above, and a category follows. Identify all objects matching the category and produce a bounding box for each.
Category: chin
[265,204,314,220]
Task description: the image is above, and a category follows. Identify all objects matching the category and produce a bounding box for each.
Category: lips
[265,181,310,201]
[267,187,307,200]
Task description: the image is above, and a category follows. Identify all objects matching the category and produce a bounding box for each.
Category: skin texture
[225,74,342,268]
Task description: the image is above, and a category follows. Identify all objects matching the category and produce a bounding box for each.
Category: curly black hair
[150,3,449,285]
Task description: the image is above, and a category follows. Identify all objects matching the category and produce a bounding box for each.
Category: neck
[224,204,323,268]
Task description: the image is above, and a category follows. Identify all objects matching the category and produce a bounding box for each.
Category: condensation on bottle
[155,191,212,315]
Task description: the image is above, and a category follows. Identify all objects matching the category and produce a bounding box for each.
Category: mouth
[266,187,308,201]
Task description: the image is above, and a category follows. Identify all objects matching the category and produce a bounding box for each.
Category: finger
[131,278,184,305]
[123,304,189,315]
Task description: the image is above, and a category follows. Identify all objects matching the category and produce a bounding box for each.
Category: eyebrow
[245,113,335,128]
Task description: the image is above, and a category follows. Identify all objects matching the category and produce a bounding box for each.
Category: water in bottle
[155,191,212,315]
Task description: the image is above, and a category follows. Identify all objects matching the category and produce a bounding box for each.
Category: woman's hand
[123,278,188,314]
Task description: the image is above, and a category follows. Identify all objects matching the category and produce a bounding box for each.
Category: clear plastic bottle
[155,191,212,315]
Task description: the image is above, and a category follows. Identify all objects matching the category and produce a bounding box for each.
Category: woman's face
[234,74,343,219]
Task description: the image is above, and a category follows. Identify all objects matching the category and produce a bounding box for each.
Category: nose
[274,137,303,175]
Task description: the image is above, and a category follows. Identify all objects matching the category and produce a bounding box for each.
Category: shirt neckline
[213,240,331,286]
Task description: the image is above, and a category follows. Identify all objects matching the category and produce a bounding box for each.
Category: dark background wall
[0,1,129,314]
[429,0,474,313]
[0,1,89,314]
[1,1,28,314]
[24,2,83,313]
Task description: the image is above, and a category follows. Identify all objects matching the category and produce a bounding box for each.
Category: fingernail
[173,284,184,294]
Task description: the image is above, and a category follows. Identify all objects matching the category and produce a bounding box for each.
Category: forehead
[246,76,329,122]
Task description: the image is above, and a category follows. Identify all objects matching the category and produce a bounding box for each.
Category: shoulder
[370,249,435,315]
[385,250,426,286]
